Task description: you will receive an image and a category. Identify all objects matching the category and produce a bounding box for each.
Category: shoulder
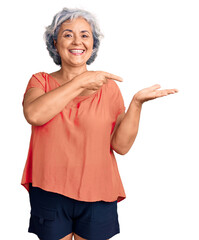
[106,79,122,94]
[25,72,48,90]
[31,72,47,80]
[30,72,48,85]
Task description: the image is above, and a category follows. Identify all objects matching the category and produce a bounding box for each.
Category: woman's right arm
[23,76,85,126]
[23,71,123,126]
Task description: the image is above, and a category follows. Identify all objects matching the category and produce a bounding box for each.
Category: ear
[53,39,57,49]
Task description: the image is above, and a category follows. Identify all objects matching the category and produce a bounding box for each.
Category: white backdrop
[0,0,198,239]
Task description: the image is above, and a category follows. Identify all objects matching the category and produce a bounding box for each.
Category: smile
[69,49,85,55]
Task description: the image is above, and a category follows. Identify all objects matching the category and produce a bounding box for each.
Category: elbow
[112,148,129,155]
[111,132,138,155]
[24,114,39,126]
[23,107,41,126]
[119,145,133,155]
[118,148,130,155]
[117,151,126,155]
[111,138,136,155]
[111,143,130,155]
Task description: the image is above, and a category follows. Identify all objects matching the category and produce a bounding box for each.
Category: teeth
[69,50,84,53]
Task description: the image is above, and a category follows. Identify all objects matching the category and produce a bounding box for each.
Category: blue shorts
[28,183,120,240]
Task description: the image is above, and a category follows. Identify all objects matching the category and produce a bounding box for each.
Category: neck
[58,63,88,82]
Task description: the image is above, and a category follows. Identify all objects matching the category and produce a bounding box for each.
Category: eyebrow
[62,29,90,34]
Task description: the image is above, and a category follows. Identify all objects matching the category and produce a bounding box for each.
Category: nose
[72,35,82,45]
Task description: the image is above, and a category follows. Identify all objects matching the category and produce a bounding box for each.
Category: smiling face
[54,17,94,67]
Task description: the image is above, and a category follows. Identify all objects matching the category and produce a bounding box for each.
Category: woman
[21,7,178,240]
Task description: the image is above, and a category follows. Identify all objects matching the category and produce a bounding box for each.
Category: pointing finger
[103,72,123,82]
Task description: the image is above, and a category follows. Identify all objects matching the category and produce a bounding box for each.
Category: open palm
[133,84,178,106]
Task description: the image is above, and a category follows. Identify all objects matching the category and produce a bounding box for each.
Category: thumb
[150,84,161,91]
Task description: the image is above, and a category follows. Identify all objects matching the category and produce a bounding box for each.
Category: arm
[111,98,142,155]
[111,84,178,155]
[25,76,85,126]
[25,71,123,126]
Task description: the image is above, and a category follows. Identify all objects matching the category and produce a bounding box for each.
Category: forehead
[60,17,92,32]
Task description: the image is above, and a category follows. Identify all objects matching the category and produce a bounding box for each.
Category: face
[54,17,94,67]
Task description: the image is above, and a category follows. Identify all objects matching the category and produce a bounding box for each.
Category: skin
[110,85,178,155]
[59,233,109,240]
[50,17,113,240]
[53,17,94,82]
[51,17,123,96]
[48,17,178,240]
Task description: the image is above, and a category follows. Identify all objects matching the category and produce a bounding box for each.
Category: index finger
[103,72,123,82]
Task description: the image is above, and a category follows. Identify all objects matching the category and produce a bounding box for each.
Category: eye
[82,34,89,38]
[64,34,72,38]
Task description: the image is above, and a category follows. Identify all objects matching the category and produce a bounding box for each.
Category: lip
[69,49,85,50]
[68,49,85,56]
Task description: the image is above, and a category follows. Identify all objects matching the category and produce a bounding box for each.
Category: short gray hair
[44,8,104,65]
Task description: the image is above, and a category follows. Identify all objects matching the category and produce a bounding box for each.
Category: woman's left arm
[111,84,178,155]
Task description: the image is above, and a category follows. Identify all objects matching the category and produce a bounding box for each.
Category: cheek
[60,42,68,48]
[58,43,69,54]
[87,40,94,51]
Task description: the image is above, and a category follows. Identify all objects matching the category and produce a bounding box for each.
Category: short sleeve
[109,80,126,119]
[22,73,45,106]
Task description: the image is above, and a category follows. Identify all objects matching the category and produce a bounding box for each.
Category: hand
[75,71,123,91]
[133,84,179,107]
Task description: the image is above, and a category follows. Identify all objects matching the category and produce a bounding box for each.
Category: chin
[68,61,88,67]
[70,58,91,65]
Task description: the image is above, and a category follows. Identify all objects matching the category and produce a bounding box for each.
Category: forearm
[28,76,85,126]
[111,97,142,155]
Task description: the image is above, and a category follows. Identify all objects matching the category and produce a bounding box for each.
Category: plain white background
[0,0,198,239]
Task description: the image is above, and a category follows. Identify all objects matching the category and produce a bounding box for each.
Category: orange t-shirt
[21,72,126,202]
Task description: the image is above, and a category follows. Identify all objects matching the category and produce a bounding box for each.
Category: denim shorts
[28,183,120,240]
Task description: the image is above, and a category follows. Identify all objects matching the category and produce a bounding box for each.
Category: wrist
[132,96,143,109]
[73,74,87,90]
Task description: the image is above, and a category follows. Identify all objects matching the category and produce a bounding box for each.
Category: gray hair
[44,8,104,65]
